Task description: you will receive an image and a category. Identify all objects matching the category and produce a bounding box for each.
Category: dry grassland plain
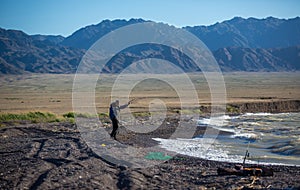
[0,72,299,115]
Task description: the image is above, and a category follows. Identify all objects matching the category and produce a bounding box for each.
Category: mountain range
[0,17,299,74]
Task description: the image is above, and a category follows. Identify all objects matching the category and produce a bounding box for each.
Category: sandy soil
[0,73,299,114]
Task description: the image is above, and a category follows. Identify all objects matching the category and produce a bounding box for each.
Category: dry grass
[0,73,299,115]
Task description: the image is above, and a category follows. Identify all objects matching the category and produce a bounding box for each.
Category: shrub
[63,112,75,118]
[0,112,60,123]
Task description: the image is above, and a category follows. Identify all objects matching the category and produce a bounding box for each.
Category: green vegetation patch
[132,112,151,117]
[226,105,240,113]
[0,112,61,123]
[0,111,110,126]
[63,112,75,118]
[63,112,109,119]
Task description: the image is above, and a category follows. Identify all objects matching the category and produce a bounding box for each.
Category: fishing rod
[128,98,137,104]
[243,141,250,167]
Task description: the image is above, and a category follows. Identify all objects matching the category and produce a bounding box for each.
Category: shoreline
[114,112,300,167]
[0,100,299,189]
[0,122,299,189]
[227,99,300,114]
[197,99,300,115]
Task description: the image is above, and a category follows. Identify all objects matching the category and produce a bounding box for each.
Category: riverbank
[196,99,300,115]
[1,121,299,189]
[228,99,300,114]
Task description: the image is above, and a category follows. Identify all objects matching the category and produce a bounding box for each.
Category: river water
[154,112,300,166]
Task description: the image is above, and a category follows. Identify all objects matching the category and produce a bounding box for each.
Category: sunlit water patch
[154,112,300,166]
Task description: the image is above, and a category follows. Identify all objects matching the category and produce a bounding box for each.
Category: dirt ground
[0,121,299,189]
[0,73,299,114]
[0,73,299,189]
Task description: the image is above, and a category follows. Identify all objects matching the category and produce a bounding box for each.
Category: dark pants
[110,117,118,139]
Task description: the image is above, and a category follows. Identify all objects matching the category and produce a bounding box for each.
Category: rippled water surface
[155,112,300,166]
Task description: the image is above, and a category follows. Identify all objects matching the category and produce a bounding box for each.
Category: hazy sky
[0,0,299,36]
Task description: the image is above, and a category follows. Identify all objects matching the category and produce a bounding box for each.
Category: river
[154,112,300,166]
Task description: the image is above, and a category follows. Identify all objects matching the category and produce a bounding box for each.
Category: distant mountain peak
[1,17,300,74]
[61,18,146,49]
[185,16,300,50]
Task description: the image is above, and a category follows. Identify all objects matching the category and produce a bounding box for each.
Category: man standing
[109,100,131,140]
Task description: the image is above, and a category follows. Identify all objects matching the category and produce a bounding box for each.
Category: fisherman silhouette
[109,100,131,140]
